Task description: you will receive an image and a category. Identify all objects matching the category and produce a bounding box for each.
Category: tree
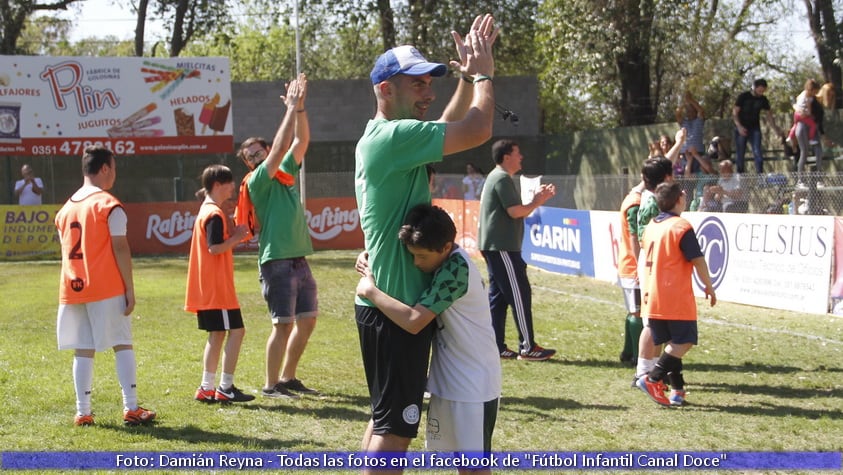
[537,0,788,132]
[803,0,842,107]
[0,0,81,54]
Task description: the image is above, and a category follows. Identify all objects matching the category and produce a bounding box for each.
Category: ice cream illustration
[199,93,220,134]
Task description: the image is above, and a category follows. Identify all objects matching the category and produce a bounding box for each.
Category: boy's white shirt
[426,246,502,402]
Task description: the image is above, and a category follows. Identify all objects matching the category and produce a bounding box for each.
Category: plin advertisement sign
[0,56,233,156]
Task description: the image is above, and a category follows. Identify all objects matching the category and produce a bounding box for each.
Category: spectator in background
[689,182,721,212]
[786,79,821,149]
[648,134,674,160]
[15,164,44,205]
[676,91,716,200]
[710,160,747,213]
[462,163,485,200]
[732,78,784,173]
[794,82,833,188]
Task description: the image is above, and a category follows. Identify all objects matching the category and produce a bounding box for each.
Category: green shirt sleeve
[416,252,469,315]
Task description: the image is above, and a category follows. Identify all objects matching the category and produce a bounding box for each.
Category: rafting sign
[0,56,233,156]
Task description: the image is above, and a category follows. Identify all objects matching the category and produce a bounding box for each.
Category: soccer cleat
[74,414,94,426]
[669,389,686,407]
[194,387,216,403]
[215,385,256,403]
[261,382,300,399]
[518,345,556,361]
[636,377,671,406]
[499,347,518,359]
[123,406,156,425]
[279,378,321,396]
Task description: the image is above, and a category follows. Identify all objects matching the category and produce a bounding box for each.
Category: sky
[59,0,816,56]
[58,0,167,42]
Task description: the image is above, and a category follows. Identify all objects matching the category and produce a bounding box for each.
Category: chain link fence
[304,169,843,216]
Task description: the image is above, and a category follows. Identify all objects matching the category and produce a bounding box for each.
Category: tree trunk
[615,0,657,125]
[804,0,842,108]
[376,0,395,51]
[169,0,189,57]
[134,0,149,56]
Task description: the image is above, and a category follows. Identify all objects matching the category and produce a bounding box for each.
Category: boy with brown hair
[186,164,254,403]
[636,181,716,407]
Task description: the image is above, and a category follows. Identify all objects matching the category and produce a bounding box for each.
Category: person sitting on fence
[689,182,721,212]
[709,160,747,213]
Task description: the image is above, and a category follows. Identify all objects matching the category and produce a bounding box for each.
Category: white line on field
[533,285,843,346]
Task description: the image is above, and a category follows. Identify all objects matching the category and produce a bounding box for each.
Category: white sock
[202,371,216,390]
[115,349,138,411]
[635,358,656,379]
[220,372,234,390]
[73,356,94,416]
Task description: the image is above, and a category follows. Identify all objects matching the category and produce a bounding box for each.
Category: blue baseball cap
[370,45,448,84]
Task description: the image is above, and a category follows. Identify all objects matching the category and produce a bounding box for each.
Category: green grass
[1,251,841,474]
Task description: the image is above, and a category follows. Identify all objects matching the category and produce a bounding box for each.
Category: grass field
[0,250,841,474]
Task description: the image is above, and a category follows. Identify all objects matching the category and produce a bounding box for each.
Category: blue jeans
[734,127,763,173]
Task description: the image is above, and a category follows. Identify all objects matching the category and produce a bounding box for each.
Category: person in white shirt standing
[14,164,44,205]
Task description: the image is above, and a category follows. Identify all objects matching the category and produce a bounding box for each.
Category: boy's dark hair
[491,139,517,165]
[82,146,114,176]
[753,78,768,89]
[654,181,683,212]
[641,157,672,191]
[398,204,456,252]
[201,164,234,192]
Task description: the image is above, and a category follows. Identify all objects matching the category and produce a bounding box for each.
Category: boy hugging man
[357,204,501,468]
[636,182,716,407]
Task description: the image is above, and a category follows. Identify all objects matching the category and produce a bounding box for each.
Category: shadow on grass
[558,357,841,375]
[500,395,626,417]
[100,423,316,449]
[688,400,843,420]
[237,395,372,424]
[689,362,843,374]
[694,381,841,400]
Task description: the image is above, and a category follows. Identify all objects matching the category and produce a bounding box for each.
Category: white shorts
[618,277,640,313]
[57,295,132,351]
[425,395,499,452]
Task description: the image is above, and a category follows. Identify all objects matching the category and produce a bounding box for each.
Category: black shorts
[356,304,433,438]
[648,319,697,346]
[197,309,244,332]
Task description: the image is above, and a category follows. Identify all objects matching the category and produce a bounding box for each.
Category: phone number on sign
[31,140,136,156]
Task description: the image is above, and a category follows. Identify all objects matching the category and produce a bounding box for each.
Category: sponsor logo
[146,211,195,246]
[694,216,728,290]
[306,206,359,241]
[402,404,420,425]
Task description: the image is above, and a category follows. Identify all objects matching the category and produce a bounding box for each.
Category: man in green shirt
[354,15,498,463]
[237,74,321,400]
[478,139,557,361]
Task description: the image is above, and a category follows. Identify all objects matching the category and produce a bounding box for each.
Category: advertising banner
[683,212,833,315]
[1,204,61,260]
[829,218,843,315]
[0,56,233,156]
[522,207,594,277]
[432,199,480,258]
[589,210,621,284]
[126,198,364,256]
